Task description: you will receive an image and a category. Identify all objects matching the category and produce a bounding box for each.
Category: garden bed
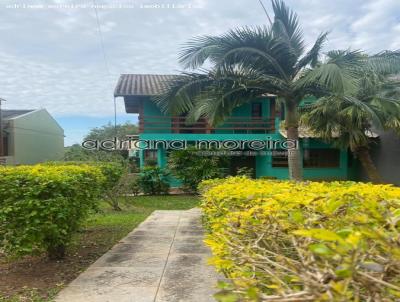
[200,177,400,301]
[0,195,199,302]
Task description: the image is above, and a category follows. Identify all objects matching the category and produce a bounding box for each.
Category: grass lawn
[0,195,199,302]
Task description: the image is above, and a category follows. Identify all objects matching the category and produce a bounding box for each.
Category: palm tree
[155,0,400,181]
[301,51,400,183]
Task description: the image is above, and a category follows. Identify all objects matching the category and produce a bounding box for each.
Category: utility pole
[0,98,6,157]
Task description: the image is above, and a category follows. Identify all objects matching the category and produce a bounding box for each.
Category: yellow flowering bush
[200,177,400,301]
[0,164,105,259]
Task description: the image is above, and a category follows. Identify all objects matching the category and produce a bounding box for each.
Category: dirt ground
[0,229,115,301]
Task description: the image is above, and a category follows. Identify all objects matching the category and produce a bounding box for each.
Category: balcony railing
[138,116,275,134]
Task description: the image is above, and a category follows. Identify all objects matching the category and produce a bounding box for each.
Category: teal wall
[214,99,271,134]
[142,98,273,134]
[254,139,348,181]
[142,101,171,133]
[138,98,350,184]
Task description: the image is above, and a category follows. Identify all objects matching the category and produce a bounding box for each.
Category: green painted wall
[214,99,271,134]
[142,101,170,133]
[7,109,64,165]
[138,98,350,184]
[254,139,348,180]
[142,98,272,134]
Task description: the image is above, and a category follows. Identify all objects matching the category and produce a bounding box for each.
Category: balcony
[138,116,275,134]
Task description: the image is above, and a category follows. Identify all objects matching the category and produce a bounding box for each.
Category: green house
[0,109,64,165]
[115,74,355,181]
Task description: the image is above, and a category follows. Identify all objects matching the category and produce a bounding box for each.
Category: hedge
[44,161,125,189]
[0,164,105,259]
[200,177,400,301]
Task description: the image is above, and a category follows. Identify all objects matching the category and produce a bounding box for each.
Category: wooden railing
[138,116,275,134]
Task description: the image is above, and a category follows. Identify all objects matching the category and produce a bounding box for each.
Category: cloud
[0,0,399,119]
[349,0,400,51]
[0,51,123,117]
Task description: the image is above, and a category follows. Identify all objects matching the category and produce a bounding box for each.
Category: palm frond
[179,26,280,70]
[296,49,367,95]
[178,36,221,69]
[153,72,215,114]
[185,69,280,125]
[295,32,328,71]
[271,0,304,58]
[367,50,400,75]
[341,95,383,130]
[295,63,356,95]
[300,96,371,150]
[217,46,290,81]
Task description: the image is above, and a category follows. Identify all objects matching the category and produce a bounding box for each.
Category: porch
[138,115,276,134]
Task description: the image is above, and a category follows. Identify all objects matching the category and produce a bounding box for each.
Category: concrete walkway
[55,208,220,302]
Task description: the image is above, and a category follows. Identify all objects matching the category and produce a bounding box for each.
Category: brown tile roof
[114,74,179,97]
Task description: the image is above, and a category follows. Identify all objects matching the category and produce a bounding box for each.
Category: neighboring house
[0,109,64,165]
[114,74,355,181]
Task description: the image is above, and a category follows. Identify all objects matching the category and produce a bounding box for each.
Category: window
[251,103,262,118]
[144,150,157,159]
[303,149,340,168]
[144,150,157,165]
[272,150,288,167]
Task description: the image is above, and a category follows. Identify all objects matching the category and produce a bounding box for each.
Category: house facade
[0,109,64,165]
[114,74,354,181]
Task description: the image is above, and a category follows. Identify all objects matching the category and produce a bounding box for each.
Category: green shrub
[0,164,105,259]
[131,177,140,196]
[46,161,125,210]
[46,161,124,189]
[201,177,400,301]
[235,166,254,178]
[168,148,228,192]
[137,166,170,195]
[144,158,158,167]
[94,162,125,210]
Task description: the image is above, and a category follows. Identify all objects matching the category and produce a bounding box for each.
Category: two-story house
[114,74,355,181]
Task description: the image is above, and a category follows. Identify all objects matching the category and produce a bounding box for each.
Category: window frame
[251,102,263,118]
[303,148,341,168]
[271,150,289,168]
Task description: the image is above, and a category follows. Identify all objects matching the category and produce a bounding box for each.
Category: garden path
[55,208,220,302]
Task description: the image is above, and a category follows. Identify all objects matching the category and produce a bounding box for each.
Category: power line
[92,0,118,133]
[93,0,111,77]
[0,98,6,157]
[258,0,273,26]
[6,126,64,137]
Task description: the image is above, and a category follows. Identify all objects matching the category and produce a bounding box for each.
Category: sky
[0,0,399,146]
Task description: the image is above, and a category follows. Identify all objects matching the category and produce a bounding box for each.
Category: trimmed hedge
[200,177,400,301]
[44,161,125,189]
[0,164,105,259]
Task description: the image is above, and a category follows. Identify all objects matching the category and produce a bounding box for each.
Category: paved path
[55,208,220,302]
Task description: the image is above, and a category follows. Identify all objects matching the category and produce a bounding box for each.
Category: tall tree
[84,122,138,141]
[155,0,400,180]
[301,51,400,183]
[65,122,138,162]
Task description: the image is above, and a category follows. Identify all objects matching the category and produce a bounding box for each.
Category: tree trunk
[111,201,122,211]
[285,101,303,181]
[355,146,383,184]
[47,244,66,260]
